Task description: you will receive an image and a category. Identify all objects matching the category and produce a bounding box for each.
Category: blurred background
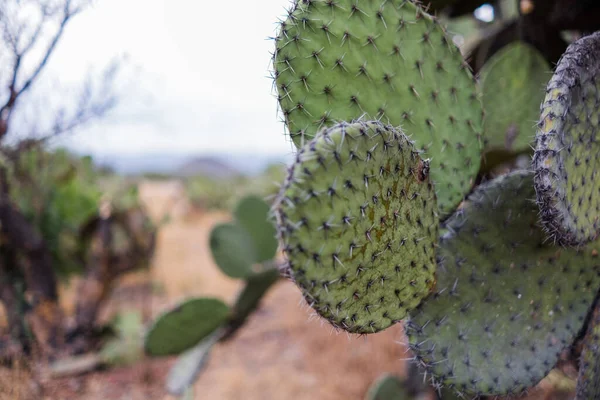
[0,0,593,399]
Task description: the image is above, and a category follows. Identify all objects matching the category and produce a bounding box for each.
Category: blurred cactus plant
[0,143,156,357]
[144,195,281,396]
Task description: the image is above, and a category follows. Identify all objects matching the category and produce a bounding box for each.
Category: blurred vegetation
[0,140,157,361]
[185,163,286,211]
[8,145,152,278]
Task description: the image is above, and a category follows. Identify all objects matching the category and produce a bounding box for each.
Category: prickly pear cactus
[533,31,600,246]
[222,268,280,340]
[480,42,550,152]
[576,303,600,400]
[406,171,600,396]
[273,0,483,214]
[145,298,230,356]
[274,121,438,334]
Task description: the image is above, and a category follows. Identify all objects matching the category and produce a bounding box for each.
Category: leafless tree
[0,0,129,358]
[0,0,122,143]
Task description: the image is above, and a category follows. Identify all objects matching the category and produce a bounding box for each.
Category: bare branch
[0,0,96,140]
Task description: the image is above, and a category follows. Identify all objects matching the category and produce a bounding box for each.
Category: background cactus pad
[273,0,483,214]
[406,171,600,396]
[145,298,230,356]
[233,195,278,263]
[209,195,278,278]
[479,42,550,153]
[274,121,438,334]
[533,31,600,246]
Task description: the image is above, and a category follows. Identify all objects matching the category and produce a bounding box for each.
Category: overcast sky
[49,0,294,156]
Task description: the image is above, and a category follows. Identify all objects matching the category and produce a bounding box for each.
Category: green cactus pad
[576,303,600,400]
[406,171,600,396]
[234,195,278,263]
[210,223,259,278]
[274,121,438,334]
[367,374,410,400]
[480,42,550,152]
[273,0,483,215]
[145,298,230,356]
[533,31,600,246]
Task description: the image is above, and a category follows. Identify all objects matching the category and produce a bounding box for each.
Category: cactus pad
[533,31,600,246]
[234,195,278,263]
[406,171,600,396]
[210,223,260,278]
[273,0,483,214]
[366,374,410,400]
[575,303,600,400]
[274,121,438,334]
[145,298,230,356]
[480,42,549,152]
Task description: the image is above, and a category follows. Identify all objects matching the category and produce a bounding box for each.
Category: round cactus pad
[480,42,550,152]
[210,222,260,278]
[274,121,438,334]
[145,298,230,356]
[274,0,483,215]
[533,32,600,246]
[407,171,600,396]
[233,195,278,263]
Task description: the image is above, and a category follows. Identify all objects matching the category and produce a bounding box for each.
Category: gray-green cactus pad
[533,31,600,246]
[274,121,438,334]
[234,195,278,263]
[273,0,483,215]
[406,171,600,396]
[576,303,600,400]
[480,42,550,152]
[145,298,230,356]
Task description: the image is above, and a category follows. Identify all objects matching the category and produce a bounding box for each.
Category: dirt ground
[16,180,409,400]
[0,180,576,400]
